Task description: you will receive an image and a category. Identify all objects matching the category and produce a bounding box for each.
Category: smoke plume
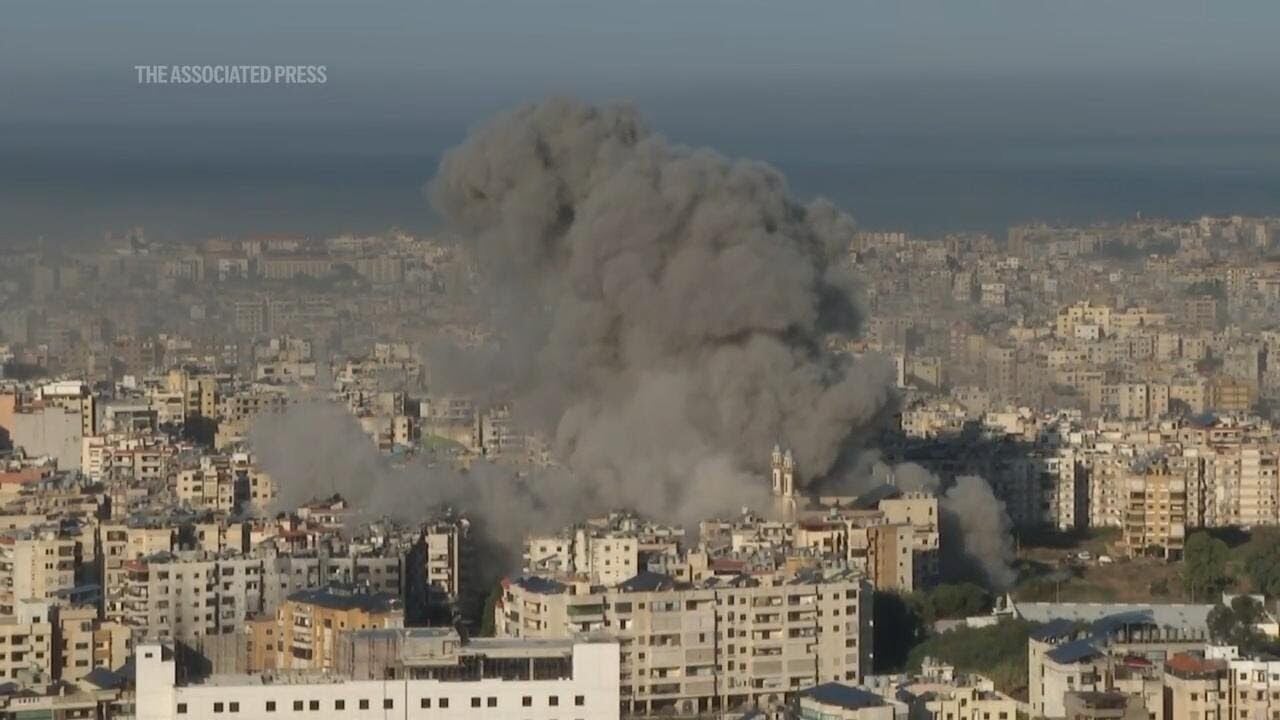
[250,98,1016,589]
[427,98,893,499]
[249,400,770,556]
[881,462,1017,589]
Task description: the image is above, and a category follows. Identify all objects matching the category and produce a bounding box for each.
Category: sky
[3,0,1280,241]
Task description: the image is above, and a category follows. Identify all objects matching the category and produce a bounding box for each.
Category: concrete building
[796,683,895,720]
[0,529,79,615]
[1028,607,1210,719]
[135,633,620,720]
[497,569,872,715]
[10,406,85,472]
[1121,464,1187,559]
[0,599,53,682]
[265,585,403,672]
[1063,691,1147,720]
[522,513,683,588]
[107,548,407,644]
[1163,646,1280,720]
[174,453,274,514]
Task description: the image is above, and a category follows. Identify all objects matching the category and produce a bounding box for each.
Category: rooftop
[801,683,886,710]
[1015,601,1212,634]
[287,585,400,614]
[1046,638,1103,665]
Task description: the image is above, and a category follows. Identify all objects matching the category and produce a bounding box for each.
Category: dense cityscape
[5,168,1280,720]
[6,3,1280,719]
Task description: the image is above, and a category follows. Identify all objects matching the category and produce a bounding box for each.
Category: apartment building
[1121,464,1188,559]
[54,603,131,683]
[107,548,407,643]
[0,528,79,615]
[418,518,472,611]
[259,585,403,672]
[174,453,274,513]
[523,513,683,588]
[858,657,1017,720]
[112,552,261,642]
[81,434,173,484]
[0,599,53,682]
[1028,608,1209,719]
[135,634,621,720]
[877,491,941,580]
[1205,444,1280,527]
[1164,646,1280,720]
[497,569,872,715]
[920,683,1019,720]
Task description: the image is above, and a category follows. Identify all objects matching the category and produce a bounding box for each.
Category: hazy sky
[3,1,1280,240]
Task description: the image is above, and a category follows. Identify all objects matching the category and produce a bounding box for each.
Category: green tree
[916,583,993,622]
[905,619,1037,696]
[1245,531,1280,597]
[1183,532,1232,601]
[873,592,925,672]
[478,584,503,636]
[1208,596,1266,651]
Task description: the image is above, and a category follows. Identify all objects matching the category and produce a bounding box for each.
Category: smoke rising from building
[249,401,768,556]
[427,97,894,495]
[250,98,1017,589]
[874,461,1018,589]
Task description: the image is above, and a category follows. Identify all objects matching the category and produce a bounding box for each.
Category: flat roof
[801,683,886,710]
[1014,601,1212,633]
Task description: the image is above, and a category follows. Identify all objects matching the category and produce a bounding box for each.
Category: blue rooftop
[1047,638,1103,665]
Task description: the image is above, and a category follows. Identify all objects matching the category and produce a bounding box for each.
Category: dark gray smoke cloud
[427,98,894,496]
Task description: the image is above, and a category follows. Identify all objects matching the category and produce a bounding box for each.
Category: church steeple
[770,444,797,520]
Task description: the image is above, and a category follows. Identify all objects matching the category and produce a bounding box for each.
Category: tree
[479,584,503,636]
[905,619,1037,696]
[1245,530,1280,597]
[1183,532,1232,601]
[916,583,992,622]
[873,592,925,672]
[1208,596,1266,651]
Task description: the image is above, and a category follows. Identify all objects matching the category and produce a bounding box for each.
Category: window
[486,698,497,708]
[359,700,369,710]
[383,700,393,710]
[471,698,482,708]
[575,696,585,706]
[550,696,560,707]
[266,702,276,713]
[294,702,304,712]
[229,703,240,713]
[309,701,319,711]
[334,701,345,711]
[439,699,448,709]
[177,704,188,715]
[214,703,225,714]
[523,697,533,707]
[420,699,431,709]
